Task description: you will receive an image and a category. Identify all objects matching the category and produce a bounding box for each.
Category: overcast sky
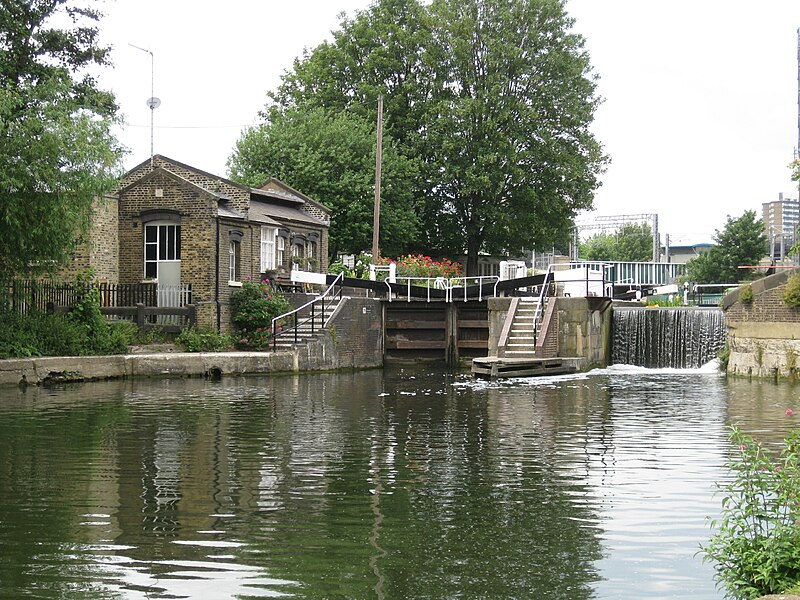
[97,0,800,244]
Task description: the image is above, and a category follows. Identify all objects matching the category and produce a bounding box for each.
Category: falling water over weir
[612,307,727,368]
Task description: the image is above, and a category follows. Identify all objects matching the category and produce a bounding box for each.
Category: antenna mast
[129,44,160,166]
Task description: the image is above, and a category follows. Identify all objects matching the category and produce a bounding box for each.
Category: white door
[144,223,181,307]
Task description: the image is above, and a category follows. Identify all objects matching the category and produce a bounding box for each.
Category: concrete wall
[486,297,512,356]
[556,297,612,368]
[724,269,800,380]
[324,297,383,369]
[0,297,384,387]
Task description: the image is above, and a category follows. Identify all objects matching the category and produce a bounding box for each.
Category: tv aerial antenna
[129,43,160,166]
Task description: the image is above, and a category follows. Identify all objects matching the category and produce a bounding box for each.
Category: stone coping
[0,351,300,388]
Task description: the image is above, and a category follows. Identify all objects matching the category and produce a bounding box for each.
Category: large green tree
[684,211,768,283]
[580,223,653,262]
[237,0,607,274]
[0,0,123,279]
[229,106,420,258]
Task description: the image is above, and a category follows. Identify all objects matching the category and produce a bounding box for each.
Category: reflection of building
[762,192,800,260]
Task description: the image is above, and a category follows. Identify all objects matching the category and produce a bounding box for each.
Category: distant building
[762,192,800,259]
[661,237,714,264]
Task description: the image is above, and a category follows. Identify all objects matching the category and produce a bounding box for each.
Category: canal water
[0,365,797,599]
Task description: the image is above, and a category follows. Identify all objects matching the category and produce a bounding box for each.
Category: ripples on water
[0,366,797,599]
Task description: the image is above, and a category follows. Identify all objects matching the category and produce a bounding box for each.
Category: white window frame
[143,222,181,281]
[260,226,276,271]
[229,240,240,283]
[276,235,285,269]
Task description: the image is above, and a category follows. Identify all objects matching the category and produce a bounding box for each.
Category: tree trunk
[465,242,480,277]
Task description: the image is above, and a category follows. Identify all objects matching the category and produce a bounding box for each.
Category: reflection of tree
[0,368,611,598]
[0,383,131,594]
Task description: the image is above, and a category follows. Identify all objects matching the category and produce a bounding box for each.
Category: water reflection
[0,368,797,598]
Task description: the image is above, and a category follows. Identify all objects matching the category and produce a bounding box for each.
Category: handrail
[447,276,500,302]
[532,265,554,345]
[384,275,500,302]
[271,272,344,351]
[496,297,520,358]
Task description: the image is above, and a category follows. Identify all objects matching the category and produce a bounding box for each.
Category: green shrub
[782,274,800,308]
[702,426,800,599]
[231,279,291,348]
[327,260,355,278]
[645,295,683,307]
[176,327,234,352]
[740,284,755,304]
[0,310,91,358]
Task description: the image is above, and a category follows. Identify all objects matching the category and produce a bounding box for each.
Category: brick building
[71,155,330,332]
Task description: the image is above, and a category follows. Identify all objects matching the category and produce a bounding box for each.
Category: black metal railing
[272,273,344,350]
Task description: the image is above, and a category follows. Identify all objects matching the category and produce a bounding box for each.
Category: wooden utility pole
[372,94,383,261]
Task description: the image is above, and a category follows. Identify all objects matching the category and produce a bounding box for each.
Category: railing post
[311,303,316,333]
[136,303,146,331]
[187,304,196,328]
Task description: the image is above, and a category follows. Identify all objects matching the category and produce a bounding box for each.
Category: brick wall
[724,269,800,380]
[118,170,219,329]
[119,156,250,216]
[57,195,119,283]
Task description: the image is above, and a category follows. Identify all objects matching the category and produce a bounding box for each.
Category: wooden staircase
[497,297,546,359]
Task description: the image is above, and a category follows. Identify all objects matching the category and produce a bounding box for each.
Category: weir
[612,306,726,369]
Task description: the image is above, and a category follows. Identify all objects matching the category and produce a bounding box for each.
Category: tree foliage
[233,0,607,274]
[0,0,123,278]
[229,106,419,257]
[580,223,652,262]
[684,211,767,284]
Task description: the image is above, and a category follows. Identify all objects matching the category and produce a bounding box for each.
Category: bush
[782,274,800,308]
[702,426,800,599]
[328,260,355,278]
[740,284,754,304]
[230,279,291,349]
[176,327,234,352]
[67,279,136,354]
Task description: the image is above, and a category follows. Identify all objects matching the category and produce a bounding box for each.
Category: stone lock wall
[724,269,800,379]
[556,297,612,368]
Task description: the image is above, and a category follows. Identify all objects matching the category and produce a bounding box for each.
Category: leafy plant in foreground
[230,278,291,350]
[702,425,800,599]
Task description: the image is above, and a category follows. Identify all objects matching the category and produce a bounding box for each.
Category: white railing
[577,261,684,286]
[384,276,500,302]
[156,284,193,325]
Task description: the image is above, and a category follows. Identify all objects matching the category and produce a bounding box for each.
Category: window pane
[167,226,175,260]
[145,262,157,278]
[145,244,157,261]
[145,226,157,243]
[175,226,181,260]
[159,225,167,260]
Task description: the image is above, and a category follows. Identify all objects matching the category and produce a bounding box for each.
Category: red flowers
[379,254,463,279]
